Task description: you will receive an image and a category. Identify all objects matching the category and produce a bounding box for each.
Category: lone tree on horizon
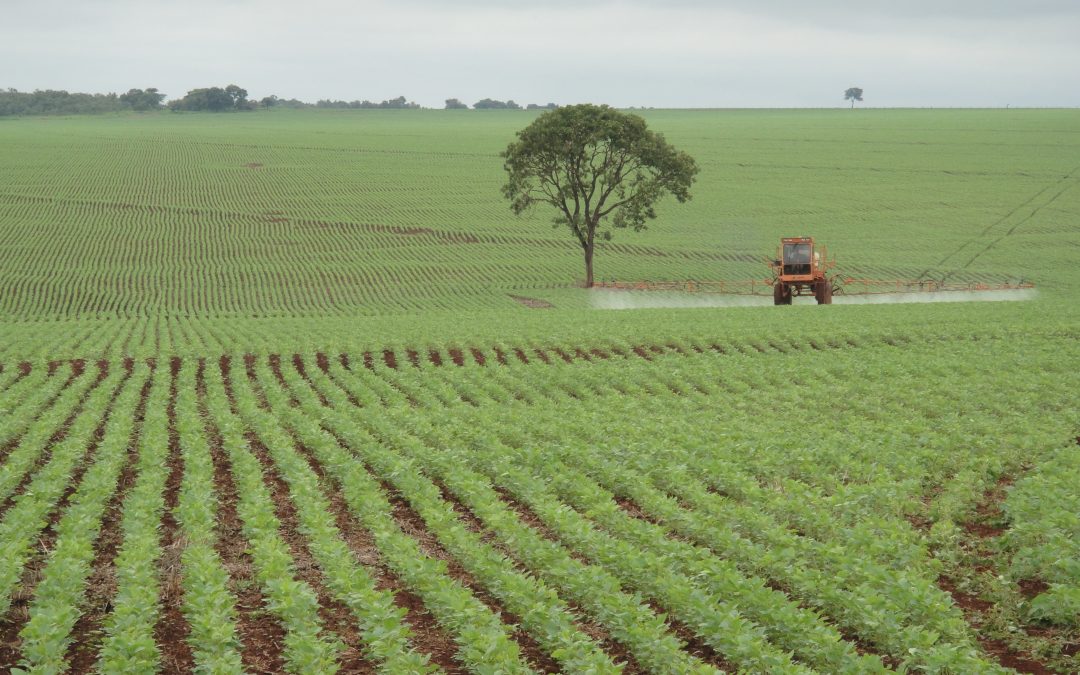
[845,87,864,108]
[501,104,698,287]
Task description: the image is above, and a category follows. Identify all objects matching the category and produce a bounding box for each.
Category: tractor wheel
[815,280,833,305]
[773,282,791,305]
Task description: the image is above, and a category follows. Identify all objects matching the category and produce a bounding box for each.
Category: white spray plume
[589,288,1037,310]
[832,288,1038,305]
[590,291,773,310]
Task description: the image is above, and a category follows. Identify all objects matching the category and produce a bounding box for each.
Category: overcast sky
[3,0,1078,108]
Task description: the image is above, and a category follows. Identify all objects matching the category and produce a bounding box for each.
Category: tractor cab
[781,239,814,278]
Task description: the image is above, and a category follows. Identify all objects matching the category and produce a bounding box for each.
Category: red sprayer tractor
[770,237,833,305]
[593,236,1033,304]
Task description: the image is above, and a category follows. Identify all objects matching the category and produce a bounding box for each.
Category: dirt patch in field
[978,639,1054,674]
[288,355,329,407]
[551,348,574,364]
[1017,578,1050,600]
[382,349,397,370]
[509,295,554,309]
[244,162,263,169]
[962,474,1014,538]
[937,575,993,613]
[613,496,664,527]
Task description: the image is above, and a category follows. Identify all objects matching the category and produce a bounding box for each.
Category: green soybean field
[0,108,1077,673]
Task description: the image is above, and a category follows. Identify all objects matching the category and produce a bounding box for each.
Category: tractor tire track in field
[927,165,1079,278]
[957,172,1078,271]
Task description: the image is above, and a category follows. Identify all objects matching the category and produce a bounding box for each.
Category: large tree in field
[844,87,864,108]
[501,104,698,287]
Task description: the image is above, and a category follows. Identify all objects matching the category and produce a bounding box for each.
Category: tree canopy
[501,104,698,287]
[475,98,521,110]
[844,87,864,108]
[169,85,251,112]
[118,88,166,111]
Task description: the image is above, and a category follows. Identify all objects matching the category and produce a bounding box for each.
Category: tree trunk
[584,244,594,288]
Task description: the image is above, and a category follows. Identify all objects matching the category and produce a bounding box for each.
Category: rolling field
[0,109,1078,673]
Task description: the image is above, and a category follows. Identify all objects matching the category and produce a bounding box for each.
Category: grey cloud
[2,0,1078,107]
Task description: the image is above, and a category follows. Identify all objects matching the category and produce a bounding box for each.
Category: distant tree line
[1,85,558,116]
[312,95,420,109]
[0,88,164,116]
[446,98,557,110]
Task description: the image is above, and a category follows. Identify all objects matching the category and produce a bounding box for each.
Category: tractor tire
[773,282,791,305]
[815,279,833,305]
